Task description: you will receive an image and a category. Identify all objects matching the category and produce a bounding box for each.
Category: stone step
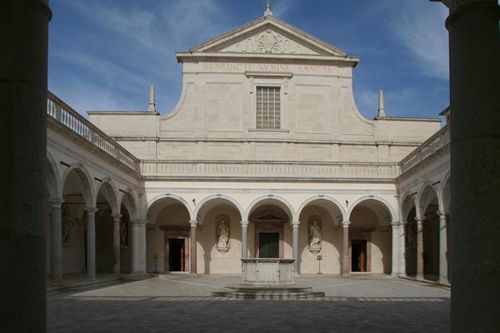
[212,290,325,300]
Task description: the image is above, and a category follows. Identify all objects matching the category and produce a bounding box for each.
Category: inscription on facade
[200,63,344,76]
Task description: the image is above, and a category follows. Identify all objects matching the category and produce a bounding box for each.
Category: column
[416,217,424,279]
[190,220,197,274]
[292,221,300,274]
[437,211,448,284]
[112,214,121,276]
[435,0,499,331]
[399,221,407,277]
[1,1,52,332]
[86,207,98,280]
[241,220,248,258]
[131,219,146,275]
[50,200,64,282]
[390,221,400,276]
[342,221,350,275]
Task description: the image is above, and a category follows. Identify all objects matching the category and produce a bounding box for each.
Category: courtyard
[48,275,450,333]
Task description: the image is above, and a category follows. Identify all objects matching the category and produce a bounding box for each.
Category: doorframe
[254,221,284,258]
[162,226,190,273]
[349,232,371,272]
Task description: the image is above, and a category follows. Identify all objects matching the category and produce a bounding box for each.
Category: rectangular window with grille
[256,86,281,129]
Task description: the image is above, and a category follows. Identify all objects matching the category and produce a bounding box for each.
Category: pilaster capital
[85,207,98,215]
[342,221,351,228]
[241,220,249,227]
[189,220,198,227]
[50,199,64,209]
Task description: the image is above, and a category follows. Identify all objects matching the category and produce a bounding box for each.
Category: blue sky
[48,0,450,119]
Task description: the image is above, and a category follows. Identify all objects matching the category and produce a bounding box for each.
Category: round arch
[46,151,61,199]
[245,195,296,221]
[417,183,439,214]
[297,195,347,222]
[347,195,396,222]
[95,179,120,215]
[60,163,95,207]
[193,194,244,221]
[120,190,139,219]
[146,193,194,221]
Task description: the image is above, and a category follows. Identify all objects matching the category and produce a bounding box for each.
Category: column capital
[342,220,351,228]
[437,210,447,218]
[292,220,300,227]
[415,216,425,224]
[130,219,147,226]
[391,220,402,227]
[50,199,64,209]
[85,207,98,215]
[189,220,197,227]
[112,214,122,221]
[241,220,249,226]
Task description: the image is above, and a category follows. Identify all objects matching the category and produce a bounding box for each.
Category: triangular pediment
[190,16,346,57]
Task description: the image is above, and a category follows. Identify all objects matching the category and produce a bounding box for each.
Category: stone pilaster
[292,221,300,274]
[241,220,249,258]
[112,214,121,276]
[437,211,448,284]
[85,207,98,280]
[50,199,64,282]
[190,220,197,274]
[341,221,350,275]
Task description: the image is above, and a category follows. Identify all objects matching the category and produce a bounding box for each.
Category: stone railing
[140,160,400,180]
[400,125,450,174]
[47,92,141,173]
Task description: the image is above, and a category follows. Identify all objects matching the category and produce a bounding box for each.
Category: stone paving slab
[48,275,450,333]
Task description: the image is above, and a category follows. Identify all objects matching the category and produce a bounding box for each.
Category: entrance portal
[258,233,279,258]
[351,240,367,272]
[168,239,185,272]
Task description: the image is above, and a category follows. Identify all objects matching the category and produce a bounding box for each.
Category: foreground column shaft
[0,1,51,332]
[86,208,97,280]
[241,221,248,258]
[416,218,424,279]
[438,212,448,284]
[51,200,63,281]
[113,215,121,276]
[190,221,197,274]
[131,220,146,274]
[342,221,350,275]
[444,1,500,332]
[292,222,300,274]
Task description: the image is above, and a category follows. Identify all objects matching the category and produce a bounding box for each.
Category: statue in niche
[62,206,73,245]
[216,219,230,252]
[309,219,322,252]
[120,220,128,246]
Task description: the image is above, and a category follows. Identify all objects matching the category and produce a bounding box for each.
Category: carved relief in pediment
[221,29,318,55]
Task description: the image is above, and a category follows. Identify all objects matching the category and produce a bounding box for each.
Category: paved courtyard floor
[48,274,450,333]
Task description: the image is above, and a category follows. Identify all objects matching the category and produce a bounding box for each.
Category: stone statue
[309,220,321,250]
[217,219,230,251]
[120,220,128,246]
[62,206,73,244]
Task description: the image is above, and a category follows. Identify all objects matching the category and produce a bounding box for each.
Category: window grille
[256,86,281,129]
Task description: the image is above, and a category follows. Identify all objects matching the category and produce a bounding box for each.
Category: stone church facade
[45,10,451,285]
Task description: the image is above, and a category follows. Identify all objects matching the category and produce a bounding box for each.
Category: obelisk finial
[148,85,157,113]
[377,90,386,118]
[264,0,273,17]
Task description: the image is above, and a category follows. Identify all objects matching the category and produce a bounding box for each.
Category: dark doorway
[169,239,185,272]
[352,240,367,272]
[258,233,279,258]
